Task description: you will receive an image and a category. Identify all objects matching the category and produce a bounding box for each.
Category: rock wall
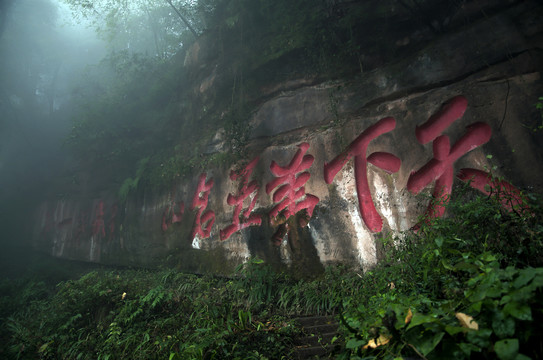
[34,1,543,275]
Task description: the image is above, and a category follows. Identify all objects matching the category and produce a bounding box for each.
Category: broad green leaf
[504,266,517,279]
[413,331,445,356]
[503,302,532,321]
[468,287,488,302]
[513,269,536,288]
[445,325,469,336]
[486,285,505,298]
[441,259,454,270]
[38,341,52,353]
[466,328,492,348]
[481,253,497,262]
[346,338,365,349]
[531,273,543,288]
[510,287,534,302]
[492,313,515,338]
[468,300,483,313]
[494,338,519,360]
[406,313,438,331]
[458,341,481,356]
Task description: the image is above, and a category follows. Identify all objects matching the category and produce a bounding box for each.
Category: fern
[142,285,172,309]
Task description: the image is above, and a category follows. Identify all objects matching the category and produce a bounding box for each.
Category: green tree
[61,0,201,57]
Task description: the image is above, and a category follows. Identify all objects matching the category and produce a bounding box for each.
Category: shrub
[338,189,543,359]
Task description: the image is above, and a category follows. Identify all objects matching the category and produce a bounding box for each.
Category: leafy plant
[535,96,543,132]
[338,189,543,359]
[118,156,149,202]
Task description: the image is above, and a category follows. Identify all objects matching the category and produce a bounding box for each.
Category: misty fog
[1,0,197,273]
[0,0,104,266]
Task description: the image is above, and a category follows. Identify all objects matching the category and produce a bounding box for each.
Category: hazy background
[0,0,108,275]
[0,0,203,276]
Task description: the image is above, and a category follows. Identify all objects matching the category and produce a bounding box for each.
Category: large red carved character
[191,173,215,239]
[457,168,524,211]
[407,96,494,220]
[266,143,319,236]
[324,117,401,233]
[220,157,262,241]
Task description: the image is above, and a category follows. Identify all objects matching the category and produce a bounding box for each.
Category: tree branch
[165,0,198,38]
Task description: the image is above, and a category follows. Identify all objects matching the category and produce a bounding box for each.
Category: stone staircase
[292,315,341,359]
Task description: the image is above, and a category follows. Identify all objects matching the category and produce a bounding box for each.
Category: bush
[338,189,543,359]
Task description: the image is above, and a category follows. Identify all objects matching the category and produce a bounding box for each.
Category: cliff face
[34,0,543,275]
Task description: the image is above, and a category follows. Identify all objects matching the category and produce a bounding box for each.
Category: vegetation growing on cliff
[3,187,542,359]
[60,0,475,198]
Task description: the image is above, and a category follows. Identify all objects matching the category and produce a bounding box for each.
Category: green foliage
[63,50,185,192]
[234,257,282,309]
[118,157,149,202]
[338,189,543,359]
[206,0,367,76]
[223,104,253,159]
[142,146,236,192]
[3,268,303,360]
[61,0,199,56]
[534,96,543,132]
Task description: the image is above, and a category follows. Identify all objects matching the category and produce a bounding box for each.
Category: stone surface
[33,1,543,275]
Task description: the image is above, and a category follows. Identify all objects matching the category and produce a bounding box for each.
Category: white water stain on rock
[333,165,377,269]
[191,236,201,249]
[224,233,251,262]
[89,236,99,262]
[309,221,333,264]
[349,202,377,269]
[372,173,412,232]
[52,200,71,257]
[279,232,292,265]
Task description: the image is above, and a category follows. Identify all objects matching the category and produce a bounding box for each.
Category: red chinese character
[108,204,118,240]
[457,169,524,211]
[92,200,106,237]
[162,200,185,231]
[220,157,262,241]
[266,143,319,230]
[324,117,401,233]
[407,96,492,220]
[191,173,215,239]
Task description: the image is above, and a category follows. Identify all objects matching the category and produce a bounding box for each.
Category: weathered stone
[33,0,543,275]
[249,86,335,139]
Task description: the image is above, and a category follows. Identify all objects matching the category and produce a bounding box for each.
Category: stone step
[295,345,333,359]
[297,331,336,345]
[296,315,337,328]
[292,315,341,359]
